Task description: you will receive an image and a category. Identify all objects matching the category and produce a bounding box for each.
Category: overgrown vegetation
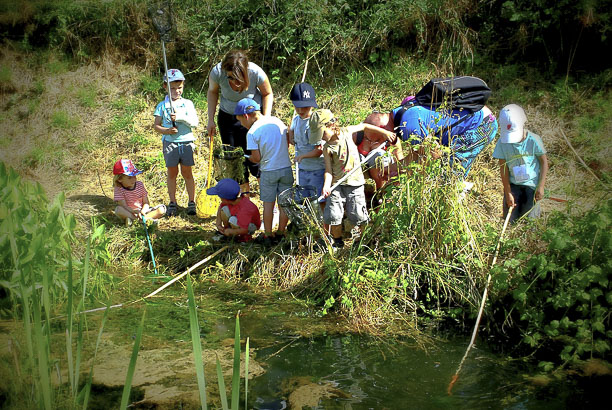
[490,200,612,370]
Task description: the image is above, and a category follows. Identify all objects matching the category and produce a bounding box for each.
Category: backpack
[394,76,491,130]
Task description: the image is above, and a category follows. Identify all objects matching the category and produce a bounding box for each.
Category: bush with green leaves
[491,199,612,370]
[321,142,488,323]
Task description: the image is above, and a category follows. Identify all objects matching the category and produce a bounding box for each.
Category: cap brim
[125,170,143,176]
[500,129,523,143]
[292,100,318,108]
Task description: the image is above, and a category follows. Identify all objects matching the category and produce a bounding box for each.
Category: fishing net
[278,185,323,231]
[148,0,174,42]
[213,145,246,184]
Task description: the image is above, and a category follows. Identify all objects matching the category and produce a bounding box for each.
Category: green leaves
[499,199,612,370]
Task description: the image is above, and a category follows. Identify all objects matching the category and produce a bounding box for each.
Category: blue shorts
[163,140,196,168]
[260,167,294,203]
[503,183,541,224]
[298,168,325,198]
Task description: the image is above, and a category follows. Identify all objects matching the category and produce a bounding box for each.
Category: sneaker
[187,201,197,216]
[332,238,345,251]
[254,234,274,247]
[167,202,177,217]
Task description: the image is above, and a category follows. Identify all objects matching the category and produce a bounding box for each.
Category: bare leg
[167,166,179,203]
[277,205,289,233]
[263,201,275,235]
[181,165,196,202]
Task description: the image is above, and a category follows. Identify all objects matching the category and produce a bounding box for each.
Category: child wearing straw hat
[113,159,166,226]
[309,109,374,250]
[207,178,261,242]
[493,104,548,223]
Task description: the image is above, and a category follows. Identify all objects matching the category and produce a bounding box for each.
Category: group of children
[112,68,548,244]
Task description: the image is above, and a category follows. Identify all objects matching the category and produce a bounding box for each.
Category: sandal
[167,202,177,217]
[187,201,197,216]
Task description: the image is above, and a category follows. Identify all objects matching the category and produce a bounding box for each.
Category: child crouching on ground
[310,109,394,250]
[207,178,261,242]
[493,104,548,223]
[113,159,166,226]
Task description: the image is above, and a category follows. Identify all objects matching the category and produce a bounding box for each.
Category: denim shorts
[163,140,196,168]
[323,184,369,226]
[260,167,294,203]
[298,168,325,198]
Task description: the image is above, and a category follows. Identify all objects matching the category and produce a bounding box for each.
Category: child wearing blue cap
[207,178,261,242]
[153,68,200,217]
[113,159,166,226]
[235,97,293,246]
[288,83,326,203]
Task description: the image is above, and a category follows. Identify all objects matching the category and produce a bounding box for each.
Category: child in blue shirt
[287,83,326,202]
[153,69,199,216]
[493,104,548,223]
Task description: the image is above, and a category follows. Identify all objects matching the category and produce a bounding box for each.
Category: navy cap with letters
[289,82,318,108]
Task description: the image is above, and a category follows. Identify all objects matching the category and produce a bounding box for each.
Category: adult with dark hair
[365,104,497,178]
[207,50,274,192]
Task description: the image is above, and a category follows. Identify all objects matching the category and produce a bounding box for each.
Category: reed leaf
[244,337,249,408]
[216,353,229,410]
[66,255,75,396]
[186,274,208,409]
[73,306,84,406]
[82,237,91,306]
[32,288,52,409]
[120,307,146,410]
[82,303,111,409]
[231,313,240,410]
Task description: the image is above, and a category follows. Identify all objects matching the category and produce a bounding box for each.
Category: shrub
[491,199,612,369]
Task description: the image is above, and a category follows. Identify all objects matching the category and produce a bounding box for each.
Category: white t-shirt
[246,116,291,172]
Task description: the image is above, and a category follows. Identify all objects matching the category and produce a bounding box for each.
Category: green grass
[51,110,80,129]
[77,85,98,108]
[0,64,12,83]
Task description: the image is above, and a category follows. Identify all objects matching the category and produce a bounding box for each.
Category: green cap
[308,109,335,144]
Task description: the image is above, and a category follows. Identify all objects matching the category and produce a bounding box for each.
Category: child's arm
[296,146,323,162]
[222,226,248,237]
[287,128,295,145]
[499,159,515,208]
[321,149,333,198]
[535,154,549,201]
[346,123,398,145]
[154,115,178,135]
[207,75,220,137]
[247,149,261,163]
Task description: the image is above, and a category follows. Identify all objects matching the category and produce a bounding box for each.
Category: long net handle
[206,132,214,189]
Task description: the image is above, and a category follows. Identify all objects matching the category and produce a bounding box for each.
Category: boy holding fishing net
[310,109,397,250]
[153,69,199,216]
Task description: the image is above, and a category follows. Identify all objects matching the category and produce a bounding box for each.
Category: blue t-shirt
[291,115,325,171]
[153,97,198,143]
[392,105,484,145]
[246,116,291,172]
[492,130,546,188]
[210,61,267,115]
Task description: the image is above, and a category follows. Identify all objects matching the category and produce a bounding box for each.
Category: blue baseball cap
[289,82,318,108]
[206,178,241,200]
[164,69,185,82]
[234,98,260,116]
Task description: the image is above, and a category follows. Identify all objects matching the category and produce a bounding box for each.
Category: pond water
[211,313,593,410]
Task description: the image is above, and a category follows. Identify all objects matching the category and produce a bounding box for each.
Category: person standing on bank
[207,50,274,193]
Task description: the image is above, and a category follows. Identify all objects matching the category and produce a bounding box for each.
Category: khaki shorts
[323,185,369,226]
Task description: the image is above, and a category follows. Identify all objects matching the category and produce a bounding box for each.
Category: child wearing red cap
[113,159,166,226]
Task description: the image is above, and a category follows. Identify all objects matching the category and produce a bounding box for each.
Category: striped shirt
[114,181,148,210]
